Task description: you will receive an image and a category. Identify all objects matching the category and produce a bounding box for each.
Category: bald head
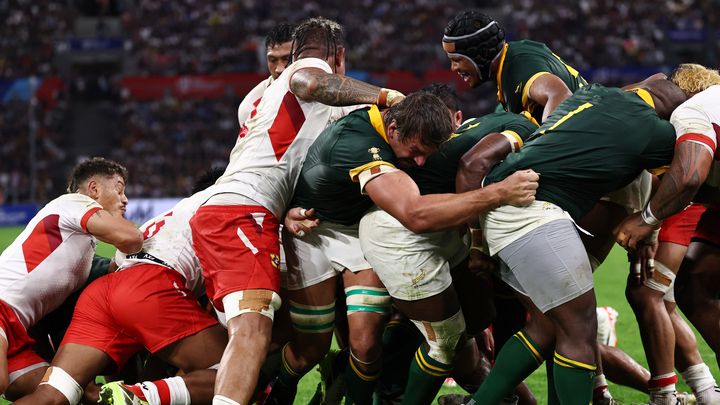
[642,79,688,120]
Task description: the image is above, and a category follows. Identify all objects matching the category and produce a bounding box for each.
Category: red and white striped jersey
[114,188,213,297]
[0,193,103,329]
[213,57,347,218]
[670,85,720,188]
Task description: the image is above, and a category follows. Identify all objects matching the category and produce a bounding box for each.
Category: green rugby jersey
[291,105,395,225]
[406,112,538,195]
[497,40,588,123]
[485,84,675,220]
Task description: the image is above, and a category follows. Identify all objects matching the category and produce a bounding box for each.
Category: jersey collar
[626,88,656,109]
[495,43,510,105]
[367,105,389,143]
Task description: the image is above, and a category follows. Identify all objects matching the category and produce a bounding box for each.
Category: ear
[86,179,100,200]
[454,110,464,129]
[335,47,346,72]
[386,120,398,140]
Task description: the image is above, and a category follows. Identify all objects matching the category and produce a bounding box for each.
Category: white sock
[138,376,191,405]
[594,373,613,399]
[213,395,241,405]
[681,363,717,395]
[649,373,677,405]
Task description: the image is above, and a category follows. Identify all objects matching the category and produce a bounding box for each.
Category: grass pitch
[1,226,718,404]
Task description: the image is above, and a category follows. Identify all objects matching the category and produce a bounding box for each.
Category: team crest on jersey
[368,147,382,161]
[270,253,280,269]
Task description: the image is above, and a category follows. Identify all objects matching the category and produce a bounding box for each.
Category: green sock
[400,344,453,405]
[345,356,380,405]
[470,329,544,404]
[552,352,596,405]
[377,318,423,400]
[265,345,305,404]
[546,358,560,405]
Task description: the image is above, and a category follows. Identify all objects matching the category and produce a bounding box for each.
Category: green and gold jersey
[291,105,396,225]
[497,40,588,123]
[406,112,538,195]
[485,84,676,220]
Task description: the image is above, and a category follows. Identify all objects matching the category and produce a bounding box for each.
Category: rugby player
[0,158,142,401]
[442,10,586,124]
[615,64,720,394]
[237,22,295,127]
[188,17,405,405]
[13,170,229,405]
[441,11,667,403]
[458,79,688,405]
[264,90,539,405]
[360,87,539,404]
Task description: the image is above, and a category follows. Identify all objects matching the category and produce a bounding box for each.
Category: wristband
[376,88,403,108]
[641,203,661,227]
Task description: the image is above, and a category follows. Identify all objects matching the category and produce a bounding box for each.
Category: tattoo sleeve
[290,68,382,106]
[649,142,713,219]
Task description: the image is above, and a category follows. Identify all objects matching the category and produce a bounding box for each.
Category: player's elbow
[401,209,436,234]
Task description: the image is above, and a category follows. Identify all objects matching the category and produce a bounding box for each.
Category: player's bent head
[67,157,128,194]
[669,63,720,97]
[291,17,345,73]
[443,10,505,85]
[645,79,691,120]
[385,92,453,167]
[418,83,463,129]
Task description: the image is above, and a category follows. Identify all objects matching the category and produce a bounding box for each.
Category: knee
[625,284,662,312]
[410,311,467,365]
[348,328,382,363]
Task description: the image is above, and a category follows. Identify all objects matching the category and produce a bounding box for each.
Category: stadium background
[0,0,718,403]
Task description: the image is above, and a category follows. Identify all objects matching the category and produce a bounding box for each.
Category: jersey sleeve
[502,54,552,114]
[237,78,270,126]
[286,57,333,95]
[343,132,397,194]
[500,114,540,151]
[670,102,717,157]
[58,194,103,234]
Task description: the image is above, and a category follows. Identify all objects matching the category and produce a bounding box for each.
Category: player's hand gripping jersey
[0,193,102,329]
[213,57,351,219]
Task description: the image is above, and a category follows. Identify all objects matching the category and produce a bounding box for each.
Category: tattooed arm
[615,141,713,250]
[290,68,402,107]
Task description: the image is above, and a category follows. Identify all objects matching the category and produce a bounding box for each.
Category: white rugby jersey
[213,57,347,218]
[237,76,272,127]
[115,188,213,297]
[0,193,103,329]
[670,85,720,188]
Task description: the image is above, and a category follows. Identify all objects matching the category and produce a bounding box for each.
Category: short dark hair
[385,92,453,148]
[67,157,128,193]
[265,22,295,49]
[191,167,225,195]
[291,17,344,62]
[418,83,461,112]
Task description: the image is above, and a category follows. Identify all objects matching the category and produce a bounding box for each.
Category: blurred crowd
[0,97,68,203]
[108,95,237,197]
[1,0,717,201]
